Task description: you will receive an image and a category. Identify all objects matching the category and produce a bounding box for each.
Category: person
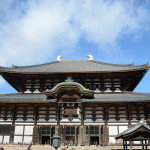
[62,147,67,150]
[96,140,98,147]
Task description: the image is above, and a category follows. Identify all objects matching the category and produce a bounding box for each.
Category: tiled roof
[0,60,149,73]
[0,93,56,103]
[83,92,150,102]
[115,122,150,139]
[0,92,150,103]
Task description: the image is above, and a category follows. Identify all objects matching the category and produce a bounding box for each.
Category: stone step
[0,145,149,150]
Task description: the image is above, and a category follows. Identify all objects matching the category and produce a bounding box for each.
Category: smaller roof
[116,121,150,139]
[45,78,94,99]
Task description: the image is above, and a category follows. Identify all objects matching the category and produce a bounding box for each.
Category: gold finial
[65,76,74,82]
[88,55,93,60]
[57,56,63,61]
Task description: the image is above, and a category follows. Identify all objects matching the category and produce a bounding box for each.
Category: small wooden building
[0,57,150,146]
[116,121,150,149]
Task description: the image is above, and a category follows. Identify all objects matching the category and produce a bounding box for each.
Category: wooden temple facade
[0,57,150,146]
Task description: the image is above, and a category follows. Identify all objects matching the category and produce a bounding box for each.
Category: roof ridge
[92,60,149,68]
[6,61,59,69]
[0,59,149,69]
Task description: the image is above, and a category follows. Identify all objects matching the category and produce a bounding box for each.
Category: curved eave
[45,82,94,95]
[0,67,149,74]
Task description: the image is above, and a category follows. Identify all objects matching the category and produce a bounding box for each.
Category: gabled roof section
[45,80,94,99]
[0,60,149,74]
[116,121,150,139]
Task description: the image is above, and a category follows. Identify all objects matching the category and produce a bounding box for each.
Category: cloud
[0,0,150,66]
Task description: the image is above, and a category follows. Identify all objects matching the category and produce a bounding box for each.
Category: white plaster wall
[119,126,128,133]
[60,123,81,125]
[26,118,33,121]
[95,119,104,122]
[23,136,32,144]
[39,115,45,117]
[16,118,24,121]
[108,118,116,122]
[0,136,3,143]
[14,136,23,144]
[15,126,23,135]
[50,115,56,117]
[24,126,33,135]
[0,122,12,124]
[72,119,80,122]
[134,141,140,144]
[109,137,116,144]
[48,118,56,121]
[109,126,118,136]
[84,123,104,125]
[84,119,93,122]
[38,118,46,121]
[27,115,33,117]
[119,118,127,121]
[96,115,103,117]
[108,123,128,125]
[3,136,10,144]
[85,115,92,117]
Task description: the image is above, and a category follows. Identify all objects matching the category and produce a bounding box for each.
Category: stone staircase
[0,145,149,150]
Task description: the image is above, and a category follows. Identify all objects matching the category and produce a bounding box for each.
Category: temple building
[0,56,150,146]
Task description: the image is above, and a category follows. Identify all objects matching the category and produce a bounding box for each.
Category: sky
[0,0,150,94]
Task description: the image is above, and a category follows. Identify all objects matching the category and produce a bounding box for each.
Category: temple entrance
[42,136,50,144]
[90,136,99,145]
[65,136,75,146]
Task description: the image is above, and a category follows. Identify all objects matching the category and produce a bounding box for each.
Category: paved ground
[0,145,149,150]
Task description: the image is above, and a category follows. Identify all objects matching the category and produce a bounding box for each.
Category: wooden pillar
[99,125,101,145]
[127,104,132,127]
[62,126,65,145]
[88,126,90,146]
[56,105,61,126]
[9,105,16,144]
[100,74,105,93]
[79,125,85,146]
[79,104,85,145]
[75,126,77,146]
[123,139,125,150]
[146,105,150,145]
[104,121,109,145]
[33,105,39,144]
[126,141,128,149]
[129,140,132,150]
[145,140,147,150]
[103,105,109,145]
[142,140,144,150]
